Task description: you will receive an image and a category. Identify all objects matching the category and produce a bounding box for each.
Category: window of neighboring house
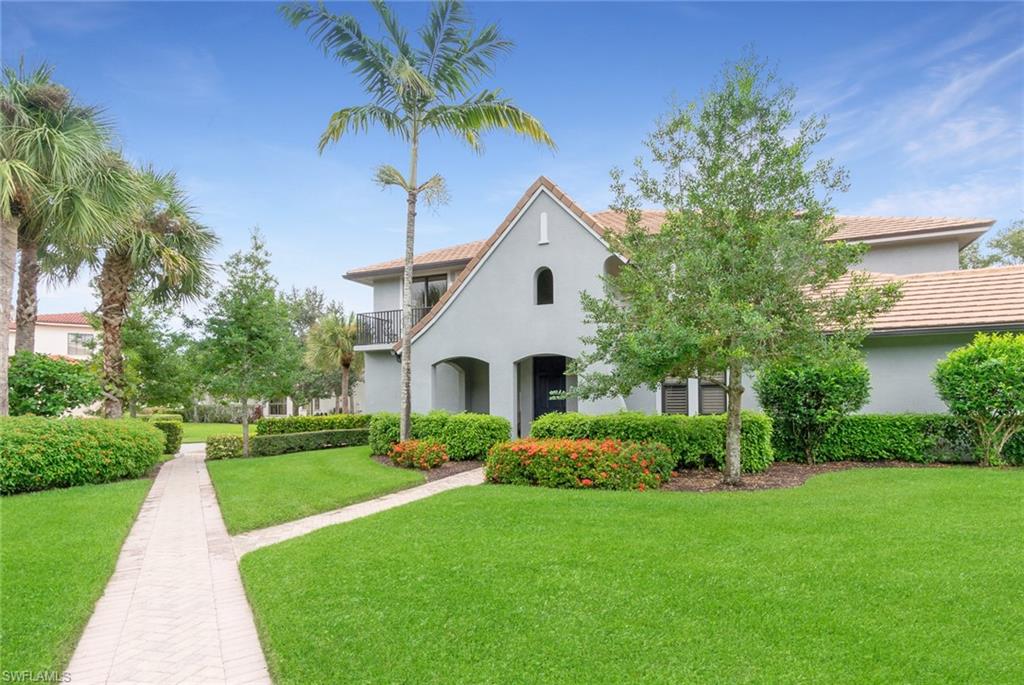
[410,274,448,309]
[661,379,688,415]
[536,268,553,305]
[268,398,287,416]
[67,332,95,356]
[699,373,727,415]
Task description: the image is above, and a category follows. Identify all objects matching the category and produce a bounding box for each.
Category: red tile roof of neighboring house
[7,312,92,330]
[588,210,994,243]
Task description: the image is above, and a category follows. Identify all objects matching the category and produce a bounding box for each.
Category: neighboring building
[258,385,365,418]
[6,312,97,360]
[346,177,1024,436]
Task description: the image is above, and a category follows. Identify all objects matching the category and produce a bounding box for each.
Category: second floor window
[67,332,94,356]
[536,268,553,305]
[268,398,287,416]
[411,274,448,308]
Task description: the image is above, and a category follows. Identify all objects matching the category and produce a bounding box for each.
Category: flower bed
[389,440,449,470]
[486,438,675,491]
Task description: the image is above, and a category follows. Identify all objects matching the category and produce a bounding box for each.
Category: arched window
[536,267,553,305]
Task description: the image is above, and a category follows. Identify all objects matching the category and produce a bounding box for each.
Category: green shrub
[8,352,102,417]
[530,411,774,473]
[256,413,372,435]
[486,438,675,490]
[205,428,370,459]
[141,413,184,423]
[206,434,244,460]
[389,439,449,470]
[0,417,163,494]
[368,411,510,460]
[755,355,870,464]
[772,414,968,463]
[933,332,1024,465]
[152,420,183,455]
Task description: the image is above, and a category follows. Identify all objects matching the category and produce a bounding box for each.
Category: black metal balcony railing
[356,307,432,346]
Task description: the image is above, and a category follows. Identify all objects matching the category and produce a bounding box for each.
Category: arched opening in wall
[603,255,622,279]
[535,267,553,305]
[513,353,577,436]
[431,357,490,414]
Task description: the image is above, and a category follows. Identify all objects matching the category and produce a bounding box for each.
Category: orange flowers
[389,439,448,470]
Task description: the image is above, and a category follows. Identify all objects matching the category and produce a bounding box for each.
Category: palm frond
[373,164,410,191]
[424,90,556,151]
[432,22,513,98]
[417,173,449,206]
[319,104,407,151]
[418,0,466,80]
[371,0,414,63]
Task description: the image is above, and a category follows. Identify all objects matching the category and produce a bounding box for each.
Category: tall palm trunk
[98,250,133,418]
[341,362,351,414]
[0,215,17,416]
[723,360,744,485]
[399,129,419,441]
[14,236,40,352]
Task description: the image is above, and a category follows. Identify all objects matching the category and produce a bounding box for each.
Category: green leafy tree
[571,55,900,484]
[283,286,344,414]
[0,64,135,415]
[960,218,1024,269]
[933,332,1024,466]
[197,232,301,456]
[755,351,870,464]
[8,351,102,417]
[305,313,361,413]
[283,0,555,440]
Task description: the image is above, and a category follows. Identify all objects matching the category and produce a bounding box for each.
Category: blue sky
[4,1,1023,317]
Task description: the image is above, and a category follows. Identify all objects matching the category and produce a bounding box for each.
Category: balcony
[355,307,432,347]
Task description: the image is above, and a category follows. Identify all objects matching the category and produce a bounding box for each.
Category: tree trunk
[14,236,40,353]
[0,214,17,416]
[241,397,250,458]
[399,131,420,441]
[99,250,134,419]
[723,360,744,485]
[334,393,340,413]
[341,363,350,414]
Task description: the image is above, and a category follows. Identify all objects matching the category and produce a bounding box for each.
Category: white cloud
[855,176,1023,219]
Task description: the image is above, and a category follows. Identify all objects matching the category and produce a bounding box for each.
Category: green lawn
[181,422,242,443]
[207,446,424,534]
[0,479,152,674]
[241,468,1024,684]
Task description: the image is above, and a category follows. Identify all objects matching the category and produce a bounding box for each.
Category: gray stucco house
[346,177,1024,436]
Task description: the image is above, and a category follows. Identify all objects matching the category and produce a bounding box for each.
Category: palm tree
[0,64,123,415]
[283,0,555,438]
[305,313,359,413]
[81,167,218,418]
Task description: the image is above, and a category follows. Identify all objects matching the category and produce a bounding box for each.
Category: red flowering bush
[485,438,675,491]
[389,439,449,470]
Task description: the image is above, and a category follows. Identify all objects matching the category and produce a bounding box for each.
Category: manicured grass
[207,446,424,534]
[241,468,1024,684]
[181,421,243,443]
[0,479,152,674]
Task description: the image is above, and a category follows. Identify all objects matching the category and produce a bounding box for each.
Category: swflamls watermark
[1,672,70,683]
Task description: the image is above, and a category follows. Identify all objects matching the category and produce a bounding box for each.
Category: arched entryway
[514,354,577,436]
[432,357,490,414]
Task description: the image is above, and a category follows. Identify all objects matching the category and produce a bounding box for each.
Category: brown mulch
[372,455,484,482]
[662,460,962,492]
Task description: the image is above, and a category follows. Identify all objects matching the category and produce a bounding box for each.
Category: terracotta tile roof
[396,176,606,350]
[826,266,1024,333]
[7,312,91,330]
[589,210,994,243]
[344,240,487,279]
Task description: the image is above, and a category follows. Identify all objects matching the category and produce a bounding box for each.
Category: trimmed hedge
[772,413,1024,465]
[142,413,183,423]
[256,413,373,435]
[152,420,183,455]
[530,411,774,473]
[486,438,676,490]
[0,417,164,494]
[389,440,449,470]
[369,411,511,460]
[205,428,370,459]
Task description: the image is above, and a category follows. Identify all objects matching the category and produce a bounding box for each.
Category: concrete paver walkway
[65,448,271,684]
[232,467,485,557]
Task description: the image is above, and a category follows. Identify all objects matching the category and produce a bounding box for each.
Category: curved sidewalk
[65,447,271,684]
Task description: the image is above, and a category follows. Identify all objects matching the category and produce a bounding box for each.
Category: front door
[533,356,567,419]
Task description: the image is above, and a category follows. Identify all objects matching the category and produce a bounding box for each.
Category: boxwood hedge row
[369,411,511,460]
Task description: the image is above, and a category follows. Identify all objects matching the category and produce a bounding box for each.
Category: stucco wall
[362,350,401,413]
[409,190,633,435]
[372,277,401,311]
[856,239,959,275]
[860,332,970,413]
[6,324,95,359]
